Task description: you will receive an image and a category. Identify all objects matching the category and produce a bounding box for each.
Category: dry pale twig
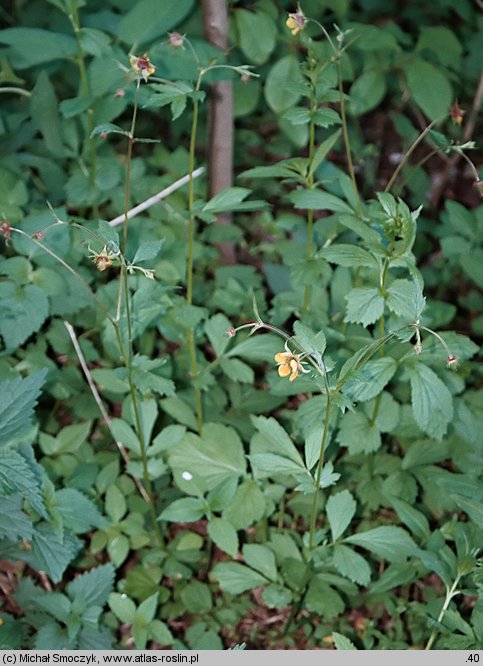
[108,167,205,227]
[63,320,150,503]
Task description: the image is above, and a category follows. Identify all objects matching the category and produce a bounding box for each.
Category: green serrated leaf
[211,562,268,594]
[0,282,49,350]
[0,370,47,444]
[327,490,357,542]
[345,287,385,326]
[345,526,418,563]
[207,518,239,557]
[333,544,371,586]
[409,363,453,441]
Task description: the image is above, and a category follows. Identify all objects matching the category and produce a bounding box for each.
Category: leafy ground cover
[0,0,482,651]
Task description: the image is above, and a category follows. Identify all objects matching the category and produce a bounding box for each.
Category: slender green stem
[369,258,389,424]
[116,76,163,545]
[309,391,332,550]
[337,61,362,216]
[187,71,203,433]
[385,116,445,194]
[69,0,96,187]
[303,85,316,312]
[425,578,461,650]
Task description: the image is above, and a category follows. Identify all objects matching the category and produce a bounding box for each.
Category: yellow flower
[274,343,309,381]
[286,8,306,36]
[129,53,156,82]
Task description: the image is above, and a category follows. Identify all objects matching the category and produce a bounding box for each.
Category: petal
[278,364,291,378]
[275,352,290,363]
[289,368,298,381]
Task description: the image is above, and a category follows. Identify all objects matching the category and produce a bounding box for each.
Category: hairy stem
[187,71,204,433]
[309,391,332,550]
[303,85,317,311]
[69,0,96,187]
[337,60,362,216]
[425,578,461,650]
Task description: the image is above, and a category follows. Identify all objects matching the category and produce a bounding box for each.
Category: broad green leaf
[28,525,81,583]
[345,526,418,562]
[313,108,341,127]
[33,593,71,623]
[451,495,483,526]
[168,424,246,491]
[405,59,453,121]
[265,56,303,113]
[0,369,47,445]
[180,581,212,614]
[226,333,280,362]
[305,577,345,618]
[223,480,266,530]
[388,496,430,541]
[320,244,378,268]
[67,563,115,607]
[110,419,140,455]
[97,219,120,247]
[338,214,381,243]
[249,452,306,477]
[416,27,463,70]
[333,633,357,650]
[211,562,267,594]
[30,71,64,157]
[220,358,254,383]
[293,320,326,357]
[350,69,386,116]
[337,411,381,454]
[0,448,45,518]
[108,593,136,624]
[310,129,342,177]
[409,363,453,441]
[132,240,164,265]
[203,187,250,212]
[55,422,92,454]
[289,189,353,213]
[326,490,357,542]
[118,0,195,45]
[345,287,385,326]
[282,107,310,125]
[158,497,205,523]
[204,313,233,357]
[262,584,292,609]
[34,624,70,650]
[343,357,397,402]
[235,9,277,65]
[333,545,371,586]
[0,494,33,540]
[386,279,424,319]
[79,27,111,57]
[149,620,173,646]
[239,161,303,180]
[55,488,105,534]
[105,484,127,523]
[0,28,76,68]
[90,123,128,138]
[107,534,130,567]
[136,593,158,624]
[0,282,49,350]
[207,518,239,557]
[251,416,305,466]
[243,544,277,582]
